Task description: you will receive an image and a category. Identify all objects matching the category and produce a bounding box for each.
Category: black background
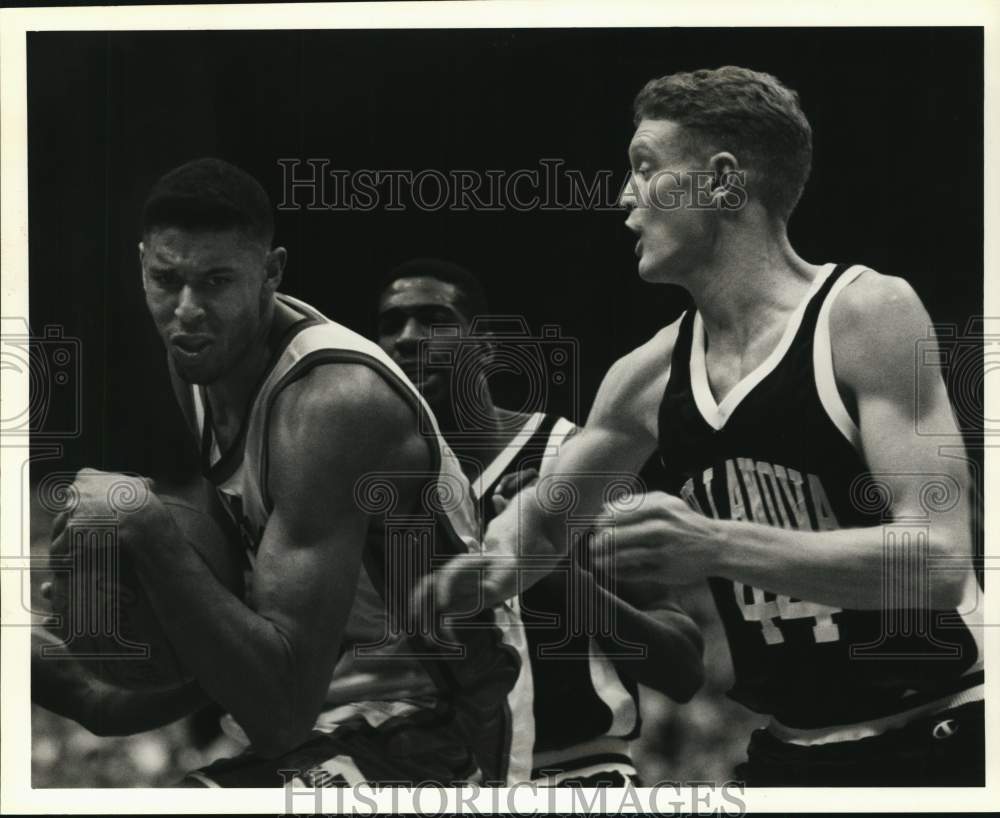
[27,27,983,479]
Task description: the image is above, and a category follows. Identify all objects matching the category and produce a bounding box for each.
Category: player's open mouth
[171,335,212,357]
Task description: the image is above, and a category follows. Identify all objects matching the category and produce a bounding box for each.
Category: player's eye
[149,270,180,289]
[425,309,456,326]
[206,276,232,288]
[378,312,404,335]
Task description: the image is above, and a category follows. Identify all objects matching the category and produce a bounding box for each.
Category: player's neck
[687,222,817,344]
[203,300,288,434]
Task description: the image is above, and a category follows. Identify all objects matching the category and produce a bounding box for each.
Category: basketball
[46,475,245,690]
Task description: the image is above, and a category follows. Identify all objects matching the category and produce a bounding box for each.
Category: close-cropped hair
[634,66,813,221]
[380,258,490,321]
[141,158,275,246]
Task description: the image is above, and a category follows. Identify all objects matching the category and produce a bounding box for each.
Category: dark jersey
[656,263,983,730]
[476,413,641,770]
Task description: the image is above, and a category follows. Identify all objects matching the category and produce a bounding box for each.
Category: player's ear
[264,246,287,293]
[707,152,746,212]
[138,241,147,290]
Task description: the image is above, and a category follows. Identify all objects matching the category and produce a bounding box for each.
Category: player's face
[141,227,275,384]
[376,276,469,408]
[620,118,716,284]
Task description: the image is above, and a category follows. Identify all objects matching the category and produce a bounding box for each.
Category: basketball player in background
[376,258,704,785]
[32,158,531,786]
[421,67,984,785]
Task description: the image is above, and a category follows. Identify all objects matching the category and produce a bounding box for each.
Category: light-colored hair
[634,66,813,220]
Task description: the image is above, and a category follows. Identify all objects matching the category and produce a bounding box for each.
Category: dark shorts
[736,700,984,787]
[181,704,482,787]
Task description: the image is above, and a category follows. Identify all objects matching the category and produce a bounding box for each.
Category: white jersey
[170,293,533,783]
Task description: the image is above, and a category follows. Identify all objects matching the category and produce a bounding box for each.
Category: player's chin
[636,255,673,284]
[169,351,223,385]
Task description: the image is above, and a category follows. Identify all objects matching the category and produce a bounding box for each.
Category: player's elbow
[239,677,318,757]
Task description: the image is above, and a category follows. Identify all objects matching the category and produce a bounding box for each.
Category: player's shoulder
[830,268,927,333]
[601,317,684,403]
[587,316,684,440]
[270,363,420,462]
[828,267,932,386]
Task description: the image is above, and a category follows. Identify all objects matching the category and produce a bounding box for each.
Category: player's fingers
[496,467,539,500]
[48,527,70,561]
[50,511,70,539]
[491,494,510,517]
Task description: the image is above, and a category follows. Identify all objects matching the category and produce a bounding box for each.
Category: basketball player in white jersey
[376,259,704,785]
[32,159,531,786]
[421,67,984,785]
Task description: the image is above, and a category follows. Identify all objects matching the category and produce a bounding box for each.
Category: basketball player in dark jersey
[31,159,531,786]
[421,67,984,785]
[376,259,704,785]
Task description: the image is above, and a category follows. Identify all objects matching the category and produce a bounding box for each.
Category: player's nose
[619,181,640,224]
[174,285,206,326]
[397,317,427,345]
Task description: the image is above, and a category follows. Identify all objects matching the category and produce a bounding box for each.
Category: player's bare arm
[423,322,680,618]
[599,272,972,610]
[31,627,206,736]
[106,364,429,756]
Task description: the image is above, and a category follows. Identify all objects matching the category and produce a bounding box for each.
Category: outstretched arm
[419,325,677,621]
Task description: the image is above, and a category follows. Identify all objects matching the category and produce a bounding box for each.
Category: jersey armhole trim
[813,265,867,452]
[547,416,578,451]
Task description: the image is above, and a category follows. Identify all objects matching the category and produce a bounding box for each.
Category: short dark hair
[380,258,489,321]
[634,66,813,221]
[141,158,274,246]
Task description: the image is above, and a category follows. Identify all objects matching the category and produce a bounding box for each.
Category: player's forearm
[31,626,205,736]
[127,540,314,754]
[580,572,704,702]
[713,519,968,610]
[480,486,565,605]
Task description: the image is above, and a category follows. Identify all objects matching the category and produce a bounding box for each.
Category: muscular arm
[125,365,430,755]
[712,273,972,609]
[31,627,206,736]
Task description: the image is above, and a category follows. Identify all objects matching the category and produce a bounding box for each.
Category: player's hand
[491,467,540,517]
[590,491,720,586]
[57,468,171,555]
[30,625,106,725]
[410,553,515,645]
